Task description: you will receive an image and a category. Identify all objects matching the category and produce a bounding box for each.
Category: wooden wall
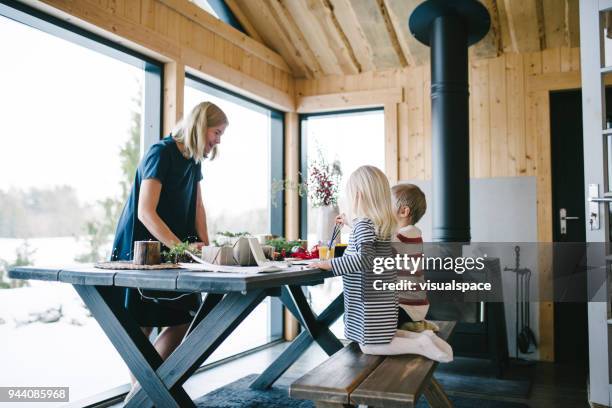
[31,0,295,112]
[296,47,581,181]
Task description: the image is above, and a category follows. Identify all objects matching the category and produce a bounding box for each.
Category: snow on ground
[0,282,273,406]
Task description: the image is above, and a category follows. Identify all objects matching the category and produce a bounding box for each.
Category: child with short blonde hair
[391,183,438,332]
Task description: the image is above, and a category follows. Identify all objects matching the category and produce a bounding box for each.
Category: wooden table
[9,264,345,408]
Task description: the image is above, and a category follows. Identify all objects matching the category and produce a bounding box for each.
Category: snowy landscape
[0,237,273,406]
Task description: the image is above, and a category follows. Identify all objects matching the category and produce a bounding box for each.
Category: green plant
[216,231,250,238]
[162,241,192,263]
[266,238,303,253]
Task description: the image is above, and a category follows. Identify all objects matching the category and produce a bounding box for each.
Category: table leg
[126,289,268,408]
[250,289,344,390]
[284,285,344,354]
[73,285,193,408]
[186,293,224,337]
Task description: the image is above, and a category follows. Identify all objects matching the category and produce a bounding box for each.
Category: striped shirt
[331,218,397,345]
[392,225,429,322]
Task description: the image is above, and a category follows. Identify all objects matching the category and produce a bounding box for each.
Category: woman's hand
[311,260,332,271]
[189,242,207,251]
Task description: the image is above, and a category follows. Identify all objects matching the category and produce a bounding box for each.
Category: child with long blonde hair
[313,165,452,361]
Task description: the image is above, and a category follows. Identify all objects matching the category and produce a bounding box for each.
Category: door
[550,90,588,365]
[579,0,612,404]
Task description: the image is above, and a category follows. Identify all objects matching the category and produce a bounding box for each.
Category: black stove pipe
[409,0,490,243]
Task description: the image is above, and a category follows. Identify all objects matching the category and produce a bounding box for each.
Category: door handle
[560,208,580,235]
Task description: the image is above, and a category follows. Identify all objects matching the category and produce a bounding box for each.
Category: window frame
[184,73,285,349]
[205,0,247,34]
[299,108,385,239]
[185,74,285,235]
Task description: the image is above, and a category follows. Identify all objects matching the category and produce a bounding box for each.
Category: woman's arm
[137,179,182,248]
[194,183,210,246]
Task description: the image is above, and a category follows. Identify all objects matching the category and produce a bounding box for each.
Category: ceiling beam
[498,0,543,53]
[223,0,264,43]
[383,0,430,66]
[472,0,502,59]
[158,0,292,73]
[565,0,580,47]
[328,0,376,72]
[264,0,322,78]
[349,0,405,69]
[235,0,311,78]
[377,0,409,67]
[542,0,565,47]
[307,0,361,75]
[281,0,344,76]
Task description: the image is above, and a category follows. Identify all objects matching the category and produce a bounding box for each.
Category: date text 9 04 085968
[0,387,69,402]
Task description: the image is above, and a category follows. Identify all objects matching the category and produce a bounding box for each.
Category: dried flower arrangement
[308,151,342,208]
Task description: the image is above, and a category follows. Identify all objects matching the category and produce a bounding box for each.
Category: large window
[0,3,161,405]
[300,109,385,337]
[184,76,283,360]
[301,109,385,245]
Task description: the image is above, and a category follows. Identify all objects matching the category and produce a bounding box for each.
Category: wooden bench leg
[423,377,454,408]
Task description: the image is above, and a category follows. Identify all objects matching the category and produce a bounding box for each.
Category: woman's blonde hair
[345,165,397,240]
[171,102,228,163]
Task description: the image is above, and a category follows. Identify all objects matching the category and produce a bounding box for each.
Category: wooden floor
[105,341,589,408]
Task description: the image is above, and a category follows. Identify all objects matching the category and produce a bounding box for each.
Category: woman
[111,101,228,395]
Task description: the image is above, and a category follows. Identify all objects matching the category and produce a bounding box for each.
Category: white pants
[359,330,453,363]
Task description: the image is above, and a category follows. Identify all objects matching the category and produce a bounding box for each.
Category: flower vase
[316,205,340,247]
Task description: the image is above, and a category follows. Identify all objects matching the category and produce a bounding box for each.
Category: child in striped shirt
[313,168,452,362]
[312,165,398,346]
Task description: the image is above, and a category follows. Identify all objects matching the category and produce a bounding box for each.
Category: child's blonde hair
[391,183,427,223]
[346,165,397,240]
[171,101,228,163]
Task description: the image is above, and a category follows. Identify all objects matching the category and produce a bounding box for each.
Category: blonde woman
[111,102,228,395]
[312,165,452,362]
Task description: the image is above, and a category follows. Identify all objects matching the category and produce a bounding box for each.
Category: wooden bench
[290,321,456,408]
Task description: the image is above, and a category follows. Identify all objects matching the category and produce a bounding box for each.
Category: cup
[319,245,329,260]
[319,245,335,260]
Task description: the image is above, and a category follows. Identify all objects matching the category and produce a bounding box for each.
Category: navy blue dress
[111,136,203,327]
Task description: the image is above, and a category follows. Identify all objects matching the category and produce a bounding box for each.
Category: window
[190,0,246,34]
[301,109,386,244]
[300,109,385,337]
[184,75,283,360]
[0,2,161,405]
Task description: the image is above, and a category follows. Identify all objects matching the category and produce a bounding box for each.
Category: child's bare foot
[423,320,439,332]
[399,320,440,333]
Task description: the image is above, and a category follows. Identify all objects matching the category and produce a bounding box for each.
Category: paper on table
[181,251,287,273]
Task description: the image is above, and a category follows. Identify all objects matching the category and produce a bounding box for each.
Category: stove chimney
[409,0,490,242]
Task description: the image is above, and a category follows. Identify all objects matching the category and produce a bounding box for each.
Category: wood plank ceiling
[228,0,580,79]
